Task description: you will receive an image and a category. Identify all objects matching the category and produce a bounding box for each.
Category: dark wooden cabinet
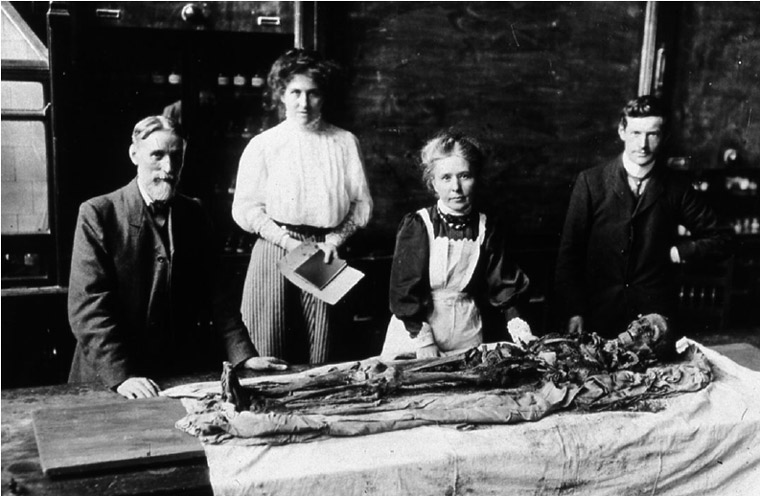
[0,1,314,388]
[47,1,311,283]
[77,2,294,33]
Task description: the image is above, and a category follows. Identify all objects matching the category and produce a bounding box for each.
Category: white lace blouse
[232,118,373,248]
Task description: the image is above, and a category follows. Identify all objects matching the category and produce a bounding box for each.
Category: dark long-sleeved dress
[382,204,530,358]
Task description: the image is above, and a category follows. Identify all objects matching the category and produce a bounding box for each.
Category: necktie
[628,170,653,198]
[150,201,169,228]
[634,178,645,197]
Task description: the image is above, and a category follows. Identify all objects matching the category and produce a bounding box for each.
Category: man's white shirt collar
[621,153,655,179]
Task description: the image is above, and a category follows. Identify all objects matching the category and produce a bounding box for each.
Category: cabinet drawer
[84,1,293,34]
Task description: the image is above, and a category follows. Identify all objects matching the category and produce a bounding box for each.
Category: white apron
[381,208,487,359]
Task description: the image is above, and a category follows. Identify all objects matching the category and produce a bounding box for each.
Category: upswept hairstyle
[419,129,487,193]
[266,49,341,110]
[619,95,667,129]
[132,115,184,143]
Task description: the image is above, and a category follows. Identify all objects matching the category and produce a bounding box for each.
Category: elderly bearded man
[67,115,286,399]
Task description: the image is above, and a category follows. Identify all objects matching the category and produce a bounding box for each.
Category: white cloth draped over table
[168,340,760,496]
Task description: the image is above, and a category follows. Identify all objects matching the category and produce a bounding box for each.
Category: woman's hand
[116,377,160,399]
[242,356,289,371]
[416,343,441,359]
[283,236,302,253]
[316,242,339,264]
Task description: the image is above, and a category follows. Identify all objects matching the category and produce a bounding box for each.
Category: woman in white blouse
[232,49,373,364]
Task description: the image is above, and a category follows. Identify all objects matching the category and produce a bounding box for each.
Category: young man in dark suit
[67,115,286,399]
[555,96,728,338]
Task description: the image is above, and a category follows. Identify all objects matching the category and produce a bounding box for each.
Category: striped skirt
[240,236,332,364]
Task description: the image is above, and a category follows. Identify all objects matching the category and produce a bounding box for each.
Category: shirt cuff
[670,246,681,264]
[324,232,344,248]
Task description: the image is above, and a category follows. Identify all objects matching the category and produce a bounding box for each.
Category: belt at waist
[274,221,332,238]
[431,290,472,302]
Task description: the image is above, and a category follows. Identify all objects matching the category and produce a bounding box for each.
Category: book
[278,243,364,305]
[293,250,348,290]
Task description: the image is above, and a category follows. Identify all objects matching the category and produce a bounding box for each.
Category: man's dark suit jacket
[68,179,256,388]
[555,156,728,338]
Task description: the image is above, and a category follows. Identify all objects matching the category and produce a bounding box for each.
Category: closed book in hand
[293,250,348,290]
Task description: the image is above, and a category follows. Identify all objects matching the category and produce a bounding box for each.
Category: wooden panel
[32,397,204,476]
[324,2,644,253]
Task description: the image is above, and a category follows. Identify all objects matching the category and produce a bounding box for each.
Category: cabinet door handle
[257,16,281,27]
[181,3,205,23]
[95,8,122,20]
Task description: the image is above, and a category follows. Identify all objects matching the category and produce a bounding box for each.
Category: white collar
[436,199,472,217]
[621,153,655,179]
[283,115,324,132]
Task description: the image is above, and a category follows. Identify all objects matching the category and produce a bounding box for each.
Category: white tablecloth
[197,341,760,495]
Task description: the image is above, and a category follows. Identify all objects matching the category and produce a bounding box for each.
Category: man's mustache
[154,175,177,184]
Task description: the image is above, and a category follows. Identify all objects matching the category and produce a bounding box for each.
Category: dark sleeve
[674,186,731,263]
[67,202,131,388]
[554,172,591,319]
[482,218,530,314]
[388,212,430,335]
[200,204,258,367]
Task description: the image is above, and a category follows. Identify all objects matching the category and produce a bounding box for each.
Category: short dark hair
[619,95,667,129]
[266,49,341,109]
[419,129,486,193]
[132,115,184,143]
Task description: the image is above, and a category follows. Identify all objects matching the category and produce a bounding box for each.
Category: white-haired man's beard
[143,175,177,202]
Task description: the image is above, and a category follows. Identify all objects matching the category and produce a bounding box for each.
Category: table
[3,344,759,496]
[1,378,215,496]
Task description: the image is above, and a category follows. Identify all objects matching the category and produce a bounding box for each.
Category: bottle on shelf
[251,72,265,89]
[168,70,182,86]
[151,71,166,85]
[233,74,247,87]
[217,73,231,87]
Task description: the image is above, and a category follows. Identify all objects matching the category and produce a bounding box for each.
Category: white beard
[146,180,175,202]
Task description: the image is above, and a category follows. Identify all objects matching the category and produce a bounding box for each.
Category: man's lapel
[605,156,636,213]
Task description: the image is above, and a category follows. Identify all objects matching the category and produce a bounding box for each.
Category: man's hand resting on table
[116,377,161,399]
[567,315,585,335]
[242,356,289,371]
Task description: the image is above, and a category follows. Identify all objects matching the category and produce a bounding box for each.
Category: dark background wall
[668,2,760,170]
[323,1,645,256]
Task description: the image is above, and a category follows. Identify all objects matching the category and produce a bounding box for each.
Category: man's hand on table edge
[116,377,161,399]
[567,315,584,335]
[241,356,289,371]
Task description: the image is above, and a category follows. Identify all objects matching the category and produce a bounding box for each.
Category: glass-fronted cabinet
[1,1,57,288]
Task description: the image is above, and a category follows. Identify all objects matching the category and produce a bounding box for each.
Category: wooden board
[32,397,205,476]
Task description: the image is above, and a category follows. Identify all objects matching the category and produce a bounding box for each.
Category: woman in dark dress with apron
[382,130,530,359]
